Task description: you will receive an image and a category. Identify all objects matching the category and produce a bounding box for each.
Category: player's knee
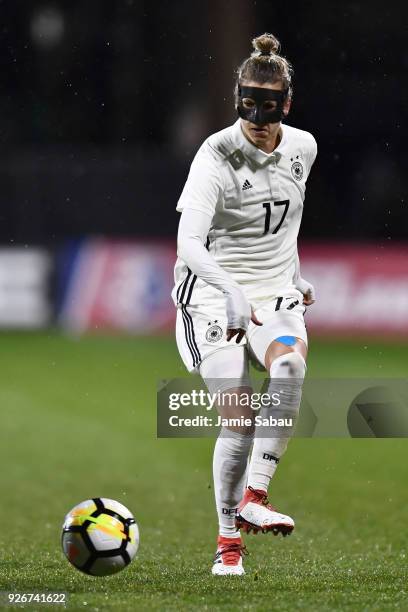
[266,353,305,436]
[269,351,306,380]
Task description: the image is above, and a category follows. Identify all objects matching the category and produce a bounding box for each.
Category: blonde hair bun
[252,33,280,56]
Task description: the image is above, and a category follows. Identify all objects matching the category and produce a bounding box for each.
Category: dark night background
[0,0,406,244]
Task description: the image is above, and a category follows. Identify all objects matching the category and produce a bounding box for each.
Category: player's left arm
[295,135,318,306]
[304,135,318,176]
[293,252,315,305]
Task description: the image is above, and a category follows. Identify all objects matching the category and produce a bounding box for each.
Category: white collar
[232,119,288,167]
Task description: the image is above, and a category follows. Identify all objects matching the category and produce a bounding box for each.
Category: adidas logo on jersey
[242,179,253,191]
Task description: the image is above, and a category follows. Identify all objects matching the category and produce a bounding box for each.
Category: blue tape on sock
[274,335,297,346]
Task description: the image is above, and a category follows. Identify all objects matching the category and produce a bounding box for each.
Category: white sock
[247,352,306,492]
[213,427,253,537]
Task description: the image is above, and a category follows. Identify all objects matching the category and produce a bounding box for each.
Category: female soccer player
[172,33,317,575]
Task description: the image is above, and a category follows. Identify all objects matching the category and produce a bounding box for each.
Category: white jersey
[173,119,317,307]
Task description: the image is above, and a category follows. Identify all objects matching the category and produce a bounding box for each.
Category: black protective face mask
[237,85,288,125]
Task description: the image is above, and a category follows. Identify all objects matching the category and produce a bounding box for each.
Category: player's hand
[250,308,263,326]
[225,287,259,344]
[295,277,316,306]
[226,327,246,343]
[226,304,263,344]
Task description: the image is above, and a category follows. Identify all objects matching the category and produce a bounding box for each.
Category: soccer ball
[61,498,139,576]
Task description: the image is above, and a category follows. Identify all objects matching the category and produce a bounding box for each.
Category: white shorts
[175,290,308,374]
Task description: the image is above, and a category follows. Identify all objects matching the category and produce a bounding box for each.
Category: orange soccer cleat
[235,486,294,536]
[211,535,247,576]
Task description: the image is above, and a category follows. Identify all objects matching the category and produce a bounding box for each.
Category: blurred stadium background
[1,1,407,336]
[1,2,407,610]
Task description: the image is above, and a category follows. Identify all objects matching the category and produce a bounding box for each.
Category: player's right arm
[176,145,261,342]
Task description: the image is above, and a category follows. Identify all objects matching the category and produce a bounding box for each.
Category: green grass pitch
[0,332,407,611]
